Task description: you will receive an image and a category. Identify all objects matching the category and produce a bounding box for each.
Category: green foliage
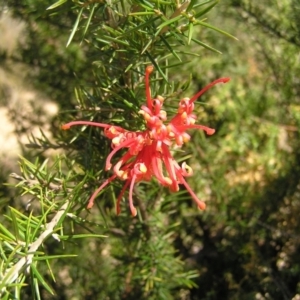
[1,0,300,299]
[0,157,105,298]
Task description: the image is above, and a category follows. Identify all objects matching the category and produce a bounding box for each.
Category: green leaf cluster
[1,0,300,299]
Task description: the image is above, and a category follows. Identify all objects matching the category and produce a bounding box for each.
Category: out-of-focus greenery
[1,0,300,299]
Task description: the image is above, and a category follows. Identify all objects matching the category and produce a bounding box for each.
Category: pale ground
[0,11,58,180]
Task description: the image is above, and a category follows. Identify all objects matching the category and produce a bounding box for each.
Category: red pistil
[87,174,117,209]
[145,65,154,108]
[105,137,137,170]
[62,121,117,131]
[189,77,230,103]
[62,66,229,215]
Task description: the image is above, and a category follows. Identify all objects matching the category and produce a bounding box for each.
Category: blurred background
[1,1,300,299]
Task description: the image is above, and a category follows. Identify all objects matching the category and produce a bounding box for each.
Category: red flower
[62,66,229,216]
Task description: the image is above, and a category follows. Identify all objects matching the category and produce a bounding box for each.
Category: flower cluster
[62,66,229,216]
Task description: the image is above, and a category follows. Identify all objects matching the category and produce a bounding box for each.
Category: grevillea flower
[62,66,229,216]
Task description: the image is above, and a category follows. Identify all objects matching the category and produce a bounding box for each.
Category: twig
[0,201,69,292]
